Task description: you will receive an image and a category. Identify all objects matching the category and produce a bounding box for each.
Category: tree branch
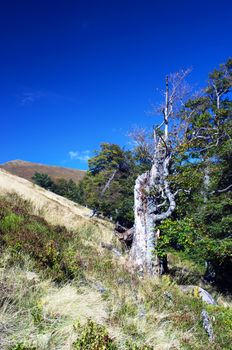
[101,169,118,197]
[216,184,232,193]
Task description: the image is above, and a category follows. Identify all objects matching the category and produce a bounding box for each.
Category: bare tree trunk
[131,145,175,275]
[131,169,158,274]
[130,74,181,275]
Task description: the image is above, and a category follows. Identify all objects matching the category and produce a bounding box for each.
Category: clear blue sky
[1,0,231,170]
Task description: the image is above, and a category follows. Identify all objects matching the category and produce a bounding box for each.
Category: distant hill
[0,160,86,183]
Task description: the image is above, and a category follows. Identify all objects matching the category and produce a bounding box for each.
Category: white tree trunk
[131,148,166,275]
[130,73,188,275]
[131,170,158,274]
[131,156,176,274]
[131,139,176,275]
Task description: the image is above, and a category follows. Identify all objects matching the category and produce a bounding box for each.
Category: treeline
[33,58,232,290]
[32,143,149,226]
[32,172,84,204]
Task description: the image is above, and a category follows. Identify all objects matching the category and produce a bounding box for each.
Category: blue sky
[0,0,231,170]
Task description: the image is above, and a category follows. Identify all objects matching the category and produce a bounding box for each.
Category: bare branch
[101,169,118,197]
[214,184,232,193]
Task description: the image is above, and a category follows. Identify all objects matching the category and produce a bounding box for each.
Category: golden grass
[0,183,231,349]
[42,285,108,324]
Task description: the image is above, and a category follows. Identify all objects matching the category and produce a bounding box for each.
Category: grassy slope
[0,168,113,243]
[0,172,231,350]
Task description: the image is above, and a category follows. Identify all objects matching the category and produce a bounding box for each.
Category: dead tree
[130,71,190,275]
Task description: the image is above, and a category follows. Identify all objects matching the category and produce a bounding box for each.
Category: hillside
[0,169,231,350]
[0,160,85,183]
[0,168,112,242]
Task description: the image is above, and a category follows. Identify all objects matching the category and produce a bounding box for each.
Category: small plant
[31,302,44,326]
[125,342,153,350]
[73,319,118,350]
[0,213,23,233]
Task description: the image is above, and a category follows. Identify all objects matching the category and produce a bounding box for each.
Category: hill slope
[0,160,85,183]
[0,168,113,242]
[0,169,231,350]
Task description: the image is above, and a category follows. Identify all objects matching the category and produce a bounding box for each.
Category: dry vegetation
[0,171,231,350]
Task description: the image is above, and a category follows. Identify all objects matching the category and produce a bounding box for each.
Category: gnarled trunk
[131,144,174,275]
[130,75,179,275]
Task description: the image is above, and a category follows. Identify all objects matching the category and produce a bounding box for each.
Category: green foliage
[1,192,232,350]
[0,195,82,282]
[162,58,232,290]
[73,319,118,350]
[0,213,23,233]
[157,218,200,259]
[53,178,85,204]
[32,172,85,205]
[31,302,44,327]
[32,172,54,190]
[206,305,232,350]
[88,143,128,174]
[157,216,232,288]
[79,143,149,226]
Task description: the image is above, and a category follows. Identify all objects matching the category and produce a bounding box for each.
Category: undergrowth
[0,193,231,350]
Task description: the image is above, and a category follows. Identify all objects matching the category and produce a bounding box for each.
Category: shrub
[73,319,118,350]
[0,213,23,234]
[0,195,76,282]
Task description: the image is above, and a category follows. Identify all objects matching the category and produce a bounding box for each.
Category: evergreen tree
[158,58,232,289]
[80,143,143,226]
[32,172,54,190]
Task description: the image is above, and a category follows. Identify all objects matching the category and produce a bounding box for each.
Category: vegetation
[32,143,149,227]
[73,320,118,350]
[77,143,145,226]
[0,192,232,349]
[32,173,54,191]
[32,172,84,205]
[68,59,231,291]
[165,58,232,290]
[32,59,232,287]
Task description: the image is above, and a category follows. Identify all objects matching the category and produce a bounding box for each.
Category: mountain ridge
[0,159,86,183]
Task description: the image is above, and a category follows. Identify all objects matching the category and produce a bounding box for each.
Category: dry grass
[1,245,232,350]
[42,285,108,324]
[0,169,114,245]
[0,175,231,350]
[0,257,106,350]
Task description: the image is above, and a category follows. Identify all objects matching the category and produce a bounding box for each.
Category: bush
[0,213,23,233]
[73,319,118,350]
[0,195,79,282]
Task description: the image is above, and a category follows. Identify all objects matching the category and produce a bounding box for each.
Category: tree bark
[131,170,158,274]
[131,146,175,275]
[130,75,178,275]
